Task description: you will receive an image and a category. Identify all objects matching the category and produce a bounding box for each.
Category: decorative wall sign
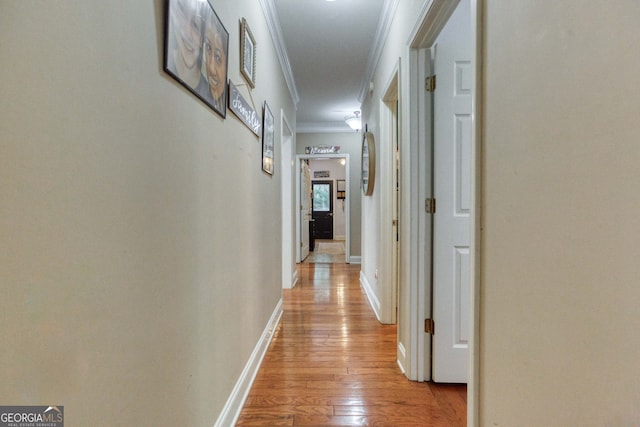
[314,171,330,178]
[305,146,341,155]
[228,81,261,136]
[262,101,274,175]
[164,0,229,118]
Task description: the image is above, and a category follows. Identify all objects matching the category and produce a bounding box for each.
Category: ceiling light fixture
[345,111,362,131]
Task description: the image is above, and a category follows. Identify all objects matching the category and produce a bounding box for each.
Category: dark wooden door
[311,180,333,240]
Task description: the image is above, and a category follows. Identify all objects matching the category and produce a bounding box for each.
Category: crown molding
[357,0,400,102]
[259,0,300,107]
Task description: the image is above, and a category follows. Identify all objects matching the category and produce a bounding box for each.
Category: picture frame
[164,0,229,118]
[262,101,274,175]
[240,18,256,88]
[337,179,346,199]
[362,131,376,196]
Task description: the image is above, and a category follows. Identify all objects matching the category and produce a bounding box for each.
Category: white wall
[0,0,294,425]
[480,1,640,425]
[297,132,362,258]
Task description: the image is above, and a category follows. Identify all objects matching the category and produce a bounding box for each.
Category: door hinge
[425,75,436,92]
[424,318,435,335]
[425,198,436,214]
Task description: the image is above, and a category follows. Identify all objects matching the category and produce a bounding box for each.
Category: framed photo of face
[164,0,229,118]
[240,18,256,88]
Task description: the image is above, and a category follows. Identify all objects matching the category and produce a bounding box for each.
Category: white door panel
[432,0,470,383]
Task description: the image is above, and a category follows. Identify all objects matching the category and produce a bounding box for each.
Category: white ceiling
[273,0,388,132]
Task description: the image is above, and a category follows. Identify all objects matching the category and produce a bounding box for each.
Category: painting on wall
[164,0,229,118]
[262,101,274,175]
[240,18,256,88]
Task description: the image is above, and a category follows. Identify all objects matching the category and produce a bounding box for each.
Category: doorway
[281,112,295,289]
[295,154,350,264]
[379,65,400,327]
[403,0,479,422]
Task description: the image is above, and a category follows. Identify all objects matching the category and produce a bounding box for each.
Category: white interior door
[300,161,311,261]
[432,0,471,383]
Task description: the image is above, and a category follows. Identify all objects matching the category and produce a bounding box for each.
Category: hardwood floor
[236,263,466,426]
[304,239,346,264]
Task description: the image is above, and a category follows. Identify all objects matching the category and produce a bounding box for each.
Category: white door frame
[379,64,400,327]
[295,154,350,264]
[404,0,481,424]
[281,111,296,289]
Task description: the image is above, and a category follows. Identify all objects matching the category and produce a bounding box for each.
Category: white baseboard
[359,270,382,322]
[283,269,298,289]
[349,256,361,264]
[397,341,407,375]
[214,299,283,427]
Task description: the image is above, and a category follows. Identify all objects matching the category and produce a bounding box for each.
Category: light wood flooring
[303,239,346,264]
[236,263,466,426]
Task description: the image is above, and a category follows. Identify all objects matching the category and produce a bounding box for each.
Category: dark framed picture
[164,0,229,118]
[240,18,256,88]
[262,101,274,175]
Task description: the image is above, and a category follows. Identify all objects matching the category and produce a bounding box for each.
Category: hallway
[236,263,466,426]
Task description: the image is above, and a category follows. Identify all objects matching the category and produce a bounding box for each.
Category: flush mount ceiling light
[345,111,362,131]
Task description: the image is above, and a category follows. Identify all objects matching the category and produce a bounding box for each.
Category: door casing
[281,111,296,289]
[400,0,481,424]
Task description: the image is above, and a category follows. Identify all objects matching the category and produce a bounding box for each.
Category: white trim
[358,0,400,102]
[468,1,482,425]
[291,268,299,289]
[378,62,400,326]
[281,111,295,289]
[360,270,382,322]
[405,46,433,383]
[407,0,461,48]
[397,342,408,374]
[259,0,300,106]
[397,45,424,382]
[349,256,362,264]
[213,299,283,427]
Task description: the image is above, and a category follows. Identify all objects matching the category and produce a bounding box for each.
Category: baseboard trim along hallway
[214,298,283,427]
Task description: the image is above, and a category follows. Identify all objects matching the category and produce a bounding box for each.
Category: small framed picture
[164,0,229,118]
[262,101,274,175]
[240,18,256,88]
